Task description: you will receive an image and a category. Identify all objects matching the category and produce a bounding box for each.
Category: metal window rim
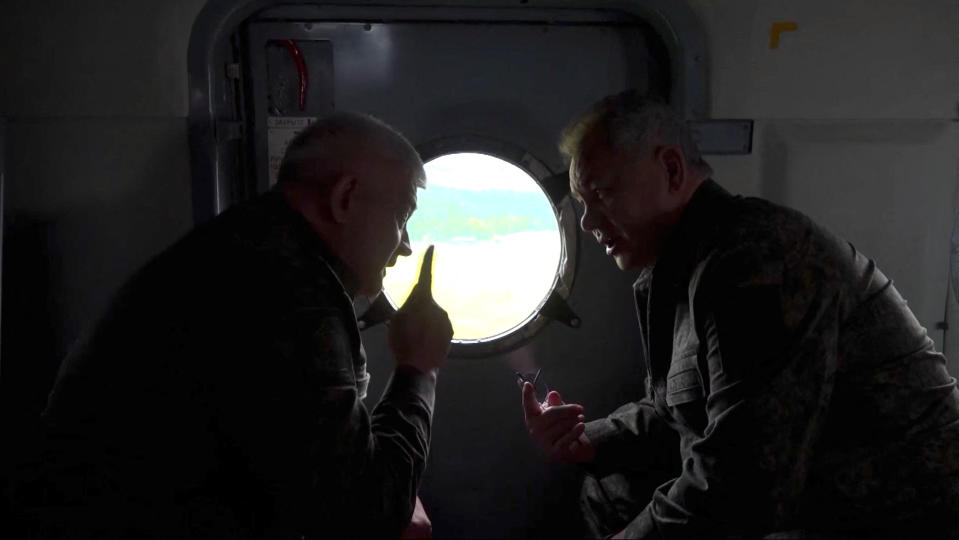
[413,135,578,359]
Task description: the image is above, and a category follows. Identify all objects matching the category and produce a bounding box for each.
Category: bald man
[12,113,452,539]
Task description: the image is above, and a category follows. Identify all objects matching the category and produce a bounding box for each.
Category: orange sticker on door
[770,21,798,49]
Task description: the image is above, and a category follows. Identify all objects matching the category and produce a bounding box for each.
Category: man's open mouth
[600,235,621,256]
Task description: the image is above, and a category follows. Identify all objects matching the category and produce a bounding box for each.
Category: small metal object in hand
[515,367,549,410]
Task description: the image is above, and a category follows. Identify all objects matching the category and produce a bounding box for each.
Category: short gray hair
[277,112,426,190]
[559,90,712,176]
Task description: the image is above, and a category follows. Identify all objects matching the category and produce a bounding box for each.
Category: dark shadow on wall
[0,118,194,532]
[1,217,63,515]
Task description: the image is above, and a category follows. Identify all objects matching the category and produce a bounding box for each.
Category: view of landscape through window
[382,153,562,341]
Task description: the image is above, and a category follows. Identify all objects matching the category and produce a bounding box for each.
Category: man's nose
[387,229,412,268]
[398,228,413,257]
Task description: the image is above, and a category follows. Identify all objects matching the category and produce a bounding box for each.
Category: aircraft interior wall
[2,1,959,538]
[0,0,202,500]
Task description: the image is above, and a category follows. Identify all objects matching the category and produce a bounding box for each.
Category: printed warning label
[267,116,316,185]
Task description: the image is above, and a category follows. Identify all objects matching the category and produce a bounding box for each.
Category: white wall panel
[6,118,193,355]
[757,121,958,347]
[691,0,959,364]
[692,120,958,355]
[0,0,205,117]
[689,0,959,120]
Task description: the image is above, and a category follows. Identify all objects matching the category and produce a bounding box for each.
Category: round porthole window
[382,143,576,357]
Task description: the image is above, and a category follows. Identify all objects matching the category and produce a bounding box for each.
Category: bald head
[275,112,424,299]
[278,112,425,193]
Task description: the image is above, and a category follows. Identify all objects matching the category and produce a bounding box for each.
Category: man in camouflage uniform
[12,113,452,538]
[521,91,959,539]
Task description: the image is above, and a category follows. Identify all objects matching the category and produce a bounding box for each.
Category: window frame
[404,135,579,358]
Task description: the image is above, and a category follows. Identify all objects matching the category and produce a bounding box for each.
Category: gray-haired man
[15,112,452,539]
[522,91,959,539]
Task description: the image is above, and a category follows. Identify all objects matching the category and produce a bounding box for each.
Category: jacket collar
[633,178,735,296]
[633,179,735,382]
[264,189,360,298]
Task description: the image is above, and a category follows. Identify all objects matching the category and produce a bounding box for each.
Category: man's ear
[658,145,686,193]
[328,174,359,224]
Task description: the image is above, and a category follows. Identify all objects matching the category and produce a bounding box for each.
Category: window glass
[383,153,562,341]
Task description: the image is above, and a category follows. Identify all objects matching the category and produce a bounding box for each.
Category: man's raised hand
[415,243,433,294]
[388,245,453,376]
[521,382,596,463]
[400,495,432,539]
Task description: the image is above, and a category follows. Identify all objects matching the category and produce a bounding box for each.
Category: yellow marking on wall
[770,21,798,49]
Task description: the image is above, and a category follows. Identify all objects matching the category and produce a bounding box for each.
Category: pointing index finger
[417,244,434,294]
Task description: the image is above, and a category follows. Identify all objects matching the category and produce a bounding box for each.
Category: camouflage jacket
[20,190,433,539]
[584,180,959,539]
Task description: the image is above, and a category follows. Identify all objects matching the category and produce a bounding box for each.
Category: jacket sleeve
[584,399,681,479]
[623,245,840,539]
[214,306,434,538]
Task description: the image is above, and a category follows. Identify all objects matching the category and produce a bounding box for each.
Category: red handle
[270,39,308,111]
